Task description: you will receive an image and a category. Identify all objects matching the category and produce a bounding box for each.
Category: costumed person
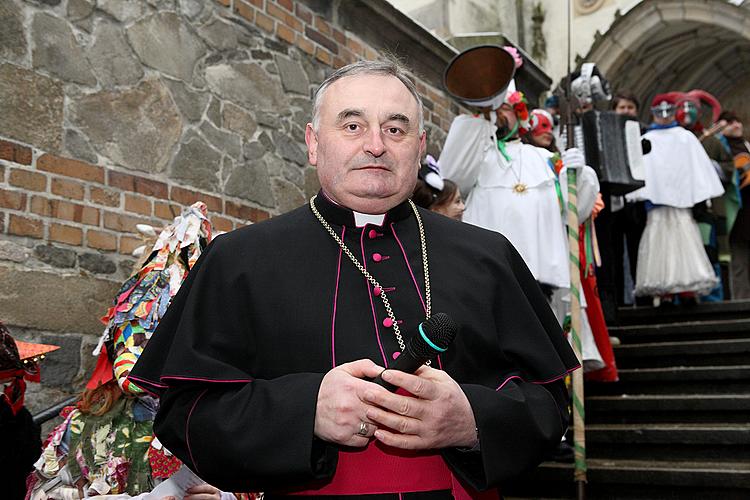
[28,203,238,500]
[677,90,738,301]
[628,94,725,305]
[130,59,580,499]
[411,154,465,221]
[720,110,750,298]
[524,109,617,383]
[439,60,600,299]
[593,91,649,311]
[0,323,58,500]
[439,47,602,374]
[522,108,557,151]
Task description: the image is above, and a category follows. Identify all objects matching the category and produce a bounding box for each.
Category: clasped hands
[314,359,478,450]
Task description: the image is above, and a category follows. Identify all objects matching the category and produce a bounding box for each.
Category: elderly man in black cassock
[130,60,579,499]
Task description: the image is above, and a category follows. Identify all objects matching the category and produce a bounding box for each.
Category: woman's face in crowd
[432,191,465,221]
[614,99,638,118]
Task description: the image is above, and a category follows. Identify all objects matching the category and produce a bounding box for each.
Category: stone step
[616,300,750,326]
[609,318,750,343]
[612,338,750,368]
[586,365,750,395]
[503,459,750,499]
[586,394,750,424]
[586,423,750,461]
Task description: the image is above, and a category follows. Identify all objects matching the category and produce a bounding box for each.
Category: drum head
[444,45,515,106]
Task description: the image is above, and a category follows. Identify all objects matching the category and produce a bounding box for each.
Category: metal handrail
[32,395,79,425]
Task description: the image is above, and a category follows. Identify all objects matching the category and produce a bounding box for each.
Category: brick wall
[0,138,270,272]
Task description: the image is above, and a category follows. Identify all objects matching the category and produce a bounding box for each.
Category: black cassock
[131,193,579,499]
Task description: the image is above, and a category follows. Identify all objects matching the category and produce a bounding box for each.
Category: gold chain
[309,196,431,354]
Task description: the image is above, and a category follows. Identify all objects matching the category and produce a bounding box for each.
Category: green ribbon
[547,158,565,216]
[495,121,519,162]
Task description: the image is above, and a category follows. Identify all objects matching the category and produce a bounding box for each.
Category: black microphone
[372,312,458,392]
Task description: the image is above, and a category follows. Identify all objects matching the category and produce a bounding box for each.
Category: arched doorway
[584,0,750,121]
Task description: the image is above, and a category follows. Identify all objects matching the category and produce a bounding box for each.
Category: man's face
[496,103,518,136]
[724,120,744,138]
[306,74,426,214]
[614,99,638,118]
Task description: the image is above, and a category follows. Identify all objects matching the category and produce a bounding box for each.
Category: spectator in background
[720,110,750,298]
[411,155,465,221]
[612,92,639,117]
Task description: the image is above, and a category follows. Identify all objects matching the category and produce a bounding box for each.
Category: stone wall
[0,0,459,414]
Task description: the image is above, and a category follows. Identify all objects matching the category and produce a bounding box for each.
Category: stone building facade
[0,0,460,413]
[392,0,750,121]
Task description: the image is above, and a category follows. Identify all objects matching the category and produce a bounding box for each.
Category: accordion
[574,110,646,195]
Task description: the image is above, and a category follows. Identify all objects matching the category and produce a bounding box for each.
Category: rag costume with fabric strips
[27,203,238,499]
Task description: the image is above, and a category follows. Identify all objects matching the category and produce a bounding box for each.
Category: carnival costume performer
[28,203,236,499]
[440,85,599,293]
[524,109,616,382]
[439,72,601,373]
[0,323,58,500]
[628,95,724,300]
[676,90,739,300]
[130,60,579,499]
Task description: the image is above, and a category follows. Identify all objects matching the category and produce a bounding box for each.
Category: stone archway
[584,0,750,120]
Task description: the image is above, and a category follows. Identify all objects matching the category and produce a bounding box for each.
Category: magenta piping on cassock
[128,375,168,388]
[495,364,581,391]
[186,388,208,475]
[160,375,254,384]
[390,222,442,368]
[390,223,427,312]
[330,226,345,368]
[123,377,160,398]
[361,228,389,367]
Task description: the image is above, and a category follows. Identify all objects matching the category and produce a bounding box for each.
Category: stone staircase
[503,300,750,499]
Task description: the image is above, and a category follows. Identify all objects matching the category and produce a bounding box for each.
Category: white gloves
[562,147,586,170]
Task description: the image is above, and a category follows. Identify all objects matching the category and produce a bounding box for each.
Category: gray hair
[311,59,425,133]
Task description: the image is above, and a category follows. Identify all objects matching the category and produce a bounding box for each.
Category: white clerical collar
[353,211,386,227]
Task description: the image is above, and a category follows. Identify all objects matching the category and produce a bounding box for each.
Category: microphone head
[408,312,458,359]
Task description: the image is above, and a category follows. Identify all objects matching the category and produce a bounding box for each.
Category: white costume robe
[439,114,599,289]
[628,125,725,296]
